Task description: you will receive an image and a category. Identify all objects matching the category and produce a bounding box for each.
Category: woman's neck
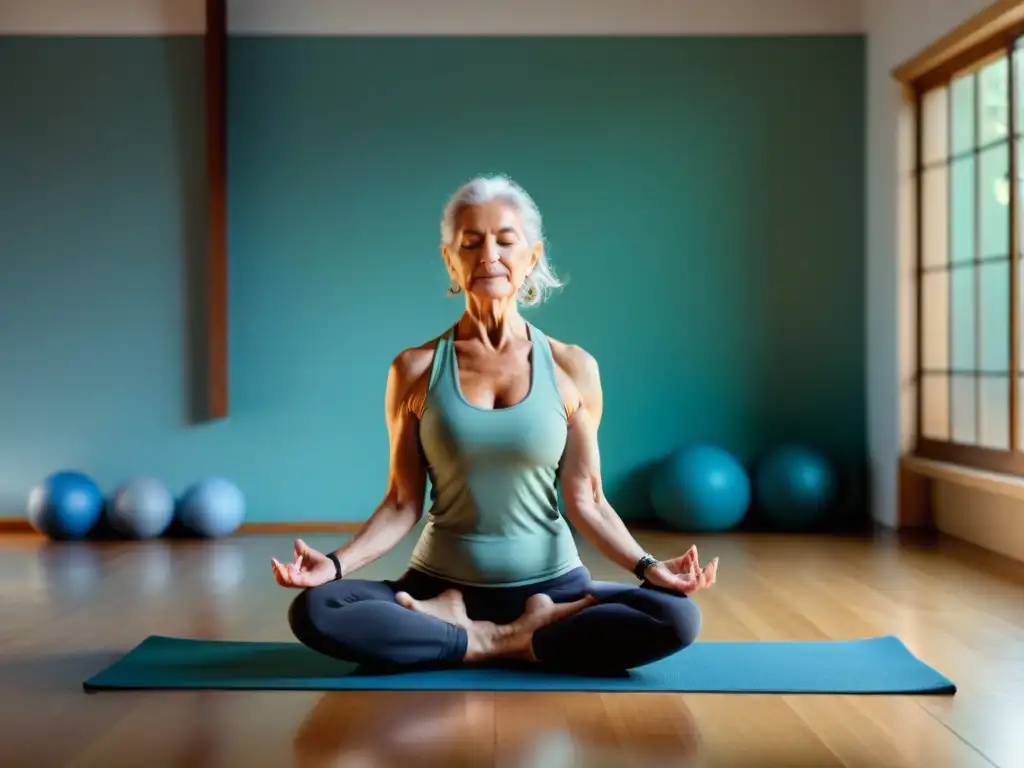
[457,299,527,349]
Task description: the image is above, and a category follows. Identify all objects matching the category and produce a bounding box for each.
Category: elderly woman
[273,175,718,675]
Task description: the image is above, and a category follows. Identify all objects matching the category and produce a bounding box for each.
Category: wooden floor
[2,528,1023,768]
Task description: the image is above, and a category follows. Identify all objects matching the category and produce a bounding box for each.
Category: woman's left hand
[643,545,719,596]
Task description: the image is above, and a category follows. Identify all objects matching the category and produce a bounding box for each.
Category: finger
[667,545,698,573]
[278,562,294,586]
[694,561,715,591]
[674,574,699,595]
[271,558,291,586]
[675,545,697,565]
[666,564,697,593]
[706,558,719,586]
[685,562,709,594]
[287,565,315,587]
[680,549,700,573]
[295,539,315,569]
[288,561,317,585]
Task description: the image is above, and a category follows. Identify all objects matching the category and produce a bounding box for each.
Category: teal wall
[0,35,866,524]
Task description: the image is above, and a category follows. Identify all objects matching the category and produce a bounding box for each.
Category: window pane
[952,375,977,443]
[979,141,1010,258]
[922,86,949,164]
[922,165,949,268]
[950,155,976,265]
[951,266,976,370]
[979,376,1010,449]
[1016,45,1024,138]
[980,259,1010,372]
[1018,138,1024,256]
[922,374,950,440]
[1018,376,1024,451]
[922,269,950,370]
[1019,252,1024,368]
[951,74,976,155]
[979,55,1009,145]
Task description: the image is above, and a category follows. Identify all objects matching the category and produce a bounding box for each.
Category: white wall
[0,0,864,35]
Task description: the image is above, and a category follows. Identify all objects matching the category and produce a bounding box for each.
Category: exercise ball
[177,477,246,538]
[754,444,837,528]
[26,470,105,540]
[649,444,751,532]
[106,477,175,539]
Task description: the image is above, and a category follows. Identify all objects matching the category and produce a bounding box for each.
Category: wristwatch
[326,552,344,581]
[633,553,658,580]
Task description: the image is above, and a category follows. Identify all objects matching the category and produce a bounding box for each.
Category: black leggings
[287,566,701,675]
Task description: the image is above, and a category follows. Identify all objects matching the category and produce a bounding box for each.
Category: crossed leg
[289,562,704,675]
[394,589,597,664]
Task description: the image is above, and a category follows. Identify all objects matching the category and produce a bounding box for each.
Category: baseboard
[0,518,363,535]
[237,522,363,534]
[0,518,34,533]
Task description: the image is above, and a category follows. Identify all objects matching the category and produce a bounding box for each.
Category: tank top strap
[428,321,561,401]
[526,322,563,402]
[427,324,456,391]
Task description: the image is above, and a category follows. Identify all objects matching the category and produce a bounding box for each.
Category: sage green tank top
[409,321,583,587]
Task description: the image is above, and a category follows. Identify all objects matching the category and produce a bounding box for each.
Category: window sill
[902,454,1024,502]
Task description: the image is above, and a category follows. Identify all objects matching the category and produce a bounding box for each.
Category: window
[908,22,1024,476]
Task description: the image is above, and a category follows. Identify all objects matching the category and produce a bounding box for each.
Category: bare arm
[330,351,429,577]
[557,350,649,575]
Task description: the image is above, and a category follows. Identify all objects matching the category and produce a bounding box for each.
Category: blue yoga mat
[82,634,955,694]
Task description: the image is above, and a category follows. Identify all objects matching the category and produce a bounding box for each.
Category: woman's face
[443,201,540,301]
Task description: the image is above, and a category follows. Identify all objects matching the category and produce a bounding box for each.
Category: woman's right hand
[271,538,337,589]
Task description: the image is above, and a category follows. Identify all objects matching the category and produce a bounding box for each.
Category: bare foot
[515,593,597,634]
[395,589,597,664]
[395,589,472,629]
[466,593,597,663]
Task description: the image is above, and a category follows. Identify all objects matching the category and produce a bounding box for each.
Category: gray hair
[440,174,564,307]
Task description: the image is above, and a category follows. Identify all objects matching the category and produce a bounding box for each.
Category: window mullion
[1010,38,1020,452]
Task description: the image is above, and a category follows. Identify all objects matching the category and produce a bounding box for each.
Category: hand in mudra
[643,545,718,596]
[271,538,336,589]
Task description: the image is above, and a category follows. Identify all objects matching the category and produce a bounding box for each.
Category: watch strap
[633,553,658,580]
[326,552,343,581]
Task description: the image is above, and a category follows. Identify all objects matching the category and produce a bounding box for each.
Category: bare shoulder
[388,334,443,419]
[546,335,602,422]
[548,336,600,389]
[391,337,438,382]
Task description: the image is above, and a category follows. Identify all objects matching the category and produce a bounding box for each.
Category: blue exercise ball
[754,444,837,528]
[107,477,175,539]
[649,444,751,532]
[177,477,246,538]
[26,470,105,540]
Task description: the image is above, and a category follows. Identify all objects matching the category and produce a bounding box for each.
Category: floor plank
[1,530,1020,767]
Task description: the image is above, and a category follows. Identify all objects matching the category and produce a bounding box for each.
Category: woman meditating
[273,175,719,675]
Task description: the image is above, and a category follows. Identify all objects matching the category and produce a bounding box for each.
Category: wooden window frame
[202,0,228,422]
[895,1,1024,476]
